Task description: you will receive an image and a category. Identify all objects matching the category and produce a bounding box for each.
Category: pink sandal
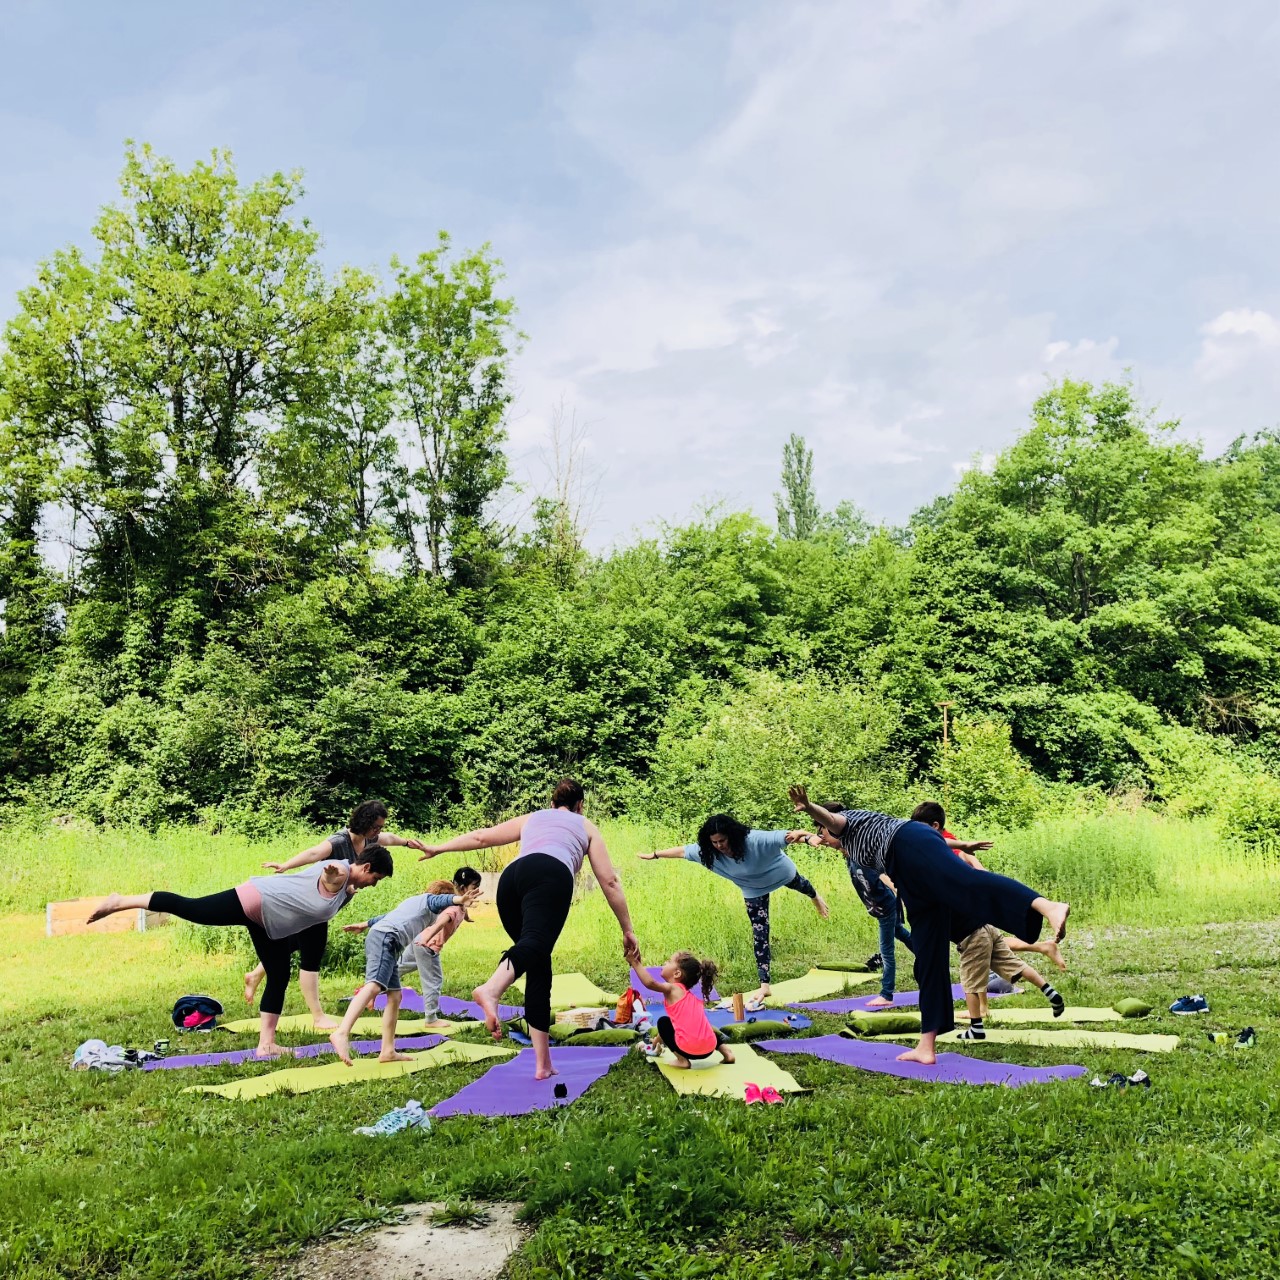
[760,1086,784,1105]
[744,1082,763,1105]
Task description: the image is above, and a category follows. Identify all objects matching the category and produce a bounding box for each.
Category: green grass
[1,816,1278,1278]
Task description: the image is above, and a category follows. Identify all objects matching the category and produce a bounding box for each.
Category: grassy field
[1,815,1278,1278]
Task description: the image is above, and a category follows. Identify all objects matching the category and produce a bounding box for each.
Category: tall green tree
[383,234,519,588]
[775,431,820,540]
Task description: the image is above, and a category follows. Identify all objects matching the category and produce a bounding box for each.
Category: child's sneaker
[1235,1027,1257,1049]
[866,953,884,971]
[354,1100,431,1137]
[1169,995,1209,1015]
[1206,1030,1232,1046]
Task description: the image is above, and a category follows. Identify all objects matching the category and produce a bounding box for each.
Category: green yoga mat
[648,1042,806,1098]
[872,1028,1179,1052]
[218,1015,477,1037]
[765,968,875,1004]
[960,1006,1125,1024]
[511,972,619,1012]
[185,1040,512,1100]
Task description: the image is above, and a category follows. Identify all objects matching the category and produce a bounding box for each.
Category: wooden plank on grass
[46,898,171,937]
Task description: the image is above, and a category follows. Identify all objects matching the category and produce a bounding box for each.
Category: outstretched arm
[417,815,528,860]
[378,831,429,853]
[636,846,687,861]
[585,823,639,959]
[788,784,848,835]
[943,838,991,870]
[263,839,335,874]
[630,957,674,998]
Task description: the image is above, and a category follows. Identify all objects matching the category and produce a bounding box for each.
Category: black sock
[1043,982,1064,1015]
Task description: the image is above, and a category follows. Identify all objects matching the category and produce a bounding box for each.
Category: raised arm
[944,838,990,870]
[636,846,688,861]
[629,955,674,997]
[417,815,529,860]
[585,822,639,959]
[788,784,848,834]
[262,838,335,874]
[319,862,347,896]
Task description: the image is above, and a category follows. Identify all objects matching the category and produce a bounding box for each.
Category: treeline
[2,147,1279,839]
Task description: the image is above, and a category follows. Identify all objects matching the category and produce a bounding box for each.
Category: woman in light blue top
[638,814,829,1006]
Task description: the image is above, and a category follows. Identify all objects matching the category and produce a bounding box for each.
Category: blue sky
[4,1,1280,548]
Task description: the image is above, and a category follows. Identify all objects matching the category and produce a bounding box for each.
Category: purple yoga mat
[758,1034,1086,1087]
[794,983,1016,1015]
[430,1045,629,1118]
[142,1034,444,1070]
[368,988,524,1021]
[630,966,720,1003]
[374,986,426,1013]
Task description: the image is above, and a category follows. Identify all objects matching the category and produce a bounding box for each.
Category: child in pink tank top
[631,950,735,1069]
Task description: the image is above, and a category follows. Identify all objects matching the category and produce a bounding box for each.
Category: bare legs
[1008,935,1067,971]
[897,1031,937,1065]
[254,1012,292,1059]
[378,989,410,1063]
[86,892,150,923]
[329,980,380,1066]
[298,970,339,1030]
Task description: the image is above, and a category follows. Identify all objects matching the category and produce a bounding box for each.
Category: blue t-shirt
[682,830,799,898]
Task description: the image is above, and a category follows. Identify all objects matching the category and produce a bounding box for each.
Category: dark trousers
[495,854,574,1033]
[656,1015,724,1060]
[150,889,328,1016]
[887,823,1041,1036]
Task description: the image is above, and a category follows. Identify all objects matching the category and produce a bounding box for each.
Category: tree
[383,234,519,588]
[774,432,820,540]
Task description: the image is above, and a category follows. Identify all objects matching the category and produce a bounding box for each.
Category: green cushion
[565,1028,638,1046]
[845,1011,922,1036]
[817,960,872,973]
[1112,998,1153,1018]
[721,1020,795,1042]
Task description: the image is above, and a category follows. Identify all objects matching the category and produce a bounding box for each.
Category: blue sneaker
[1169,995,1210,1015]
[354,1099,431,1137]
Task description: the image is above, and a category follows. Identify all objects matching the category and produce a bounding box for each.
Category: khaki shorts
[956,924,1024,995]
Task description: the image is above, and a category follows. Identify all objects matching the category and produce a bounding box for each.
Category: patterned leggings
[743,873,818,984]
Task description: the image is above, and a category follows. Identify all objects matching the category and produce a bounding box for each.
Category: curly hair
[672,951,719,1003]
[695,814,750,867]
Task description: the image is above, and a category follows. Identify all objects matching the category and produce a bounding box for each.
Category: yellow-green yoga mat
[512,972,619,1012]
[648,1042,807,1098]
[765,968,875,1004]
[959,1007,1125,1024]
[873,1028,1179,1052]
[185,1041,512,1100]
[218,1015,477,1037]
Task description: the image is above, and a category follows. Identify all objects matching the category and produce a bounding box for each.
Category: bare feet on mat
[329,1030,353,1066]
[378,1050,412,1064]
[670,1054,691,1070]
[896,1044,937,1066]
[718,1047,736,1065]
[472,985,502,1039]
[87,893,123,924]
[534,1063,559,1081]
[420,1019,452,1031]
[864,996,895,1009]
[745,985,770,1007]
[814,895,830,920]
[253,1044,293,1060]
[243,969,263,1005]
[310,1014,339,1030]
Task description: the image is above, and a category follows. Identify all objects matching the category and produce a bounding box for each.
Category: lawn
[1,816,1278,1278]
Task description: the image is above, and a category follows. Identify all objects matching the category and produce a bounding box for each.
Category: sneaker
[1169,995,1210,1015]
[866,953,884,971]
[1206,1030,1232,1046]
[353,1100,431,1137]
[1235,1027,1256,1049]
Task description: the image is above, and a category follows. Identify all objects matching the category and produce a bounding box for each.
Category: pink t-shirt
[663,982,717,1056]
[426,905,463,954]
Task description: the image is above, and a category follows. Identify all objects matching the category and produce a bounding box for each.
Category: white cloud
[1196,309,1280,381]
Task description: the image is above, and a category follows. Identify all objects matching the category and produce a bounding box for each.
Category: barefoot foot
[253,1043,293,1060]
[718,1047,736,1065]
[378,1050,412,1064]
[1040,939,1068,972]
[670,1055,691,1070]
[472,985,502,1039]
[534,1064,560,1081]
[896,1046,937,1066]
[864,996,895,1009]
[329,1030,354,1066]
[1045,901,1070,943]
[419,1019,453,1031]
[243,969,264,1006]
[310,1014,339,1030]
[87,893,123,924]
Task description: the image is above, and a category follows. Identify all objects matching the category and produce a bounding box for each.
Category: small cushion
[563,1028,638,1046]
[817,960,872,973]
[1112,998,1153,1018]
[721,1020,796,1042]
[845,1011,923,1036]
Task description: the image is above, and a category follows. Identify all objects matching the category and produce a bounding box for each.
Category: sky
[3,1,1280,549]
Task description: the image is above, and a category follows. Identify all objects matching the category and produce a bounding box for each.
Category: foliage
[774,431,820,540]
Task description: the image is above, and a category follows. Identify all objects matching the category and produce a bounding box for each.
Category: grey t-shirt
[248,862,351,939]
[367,893,458,950]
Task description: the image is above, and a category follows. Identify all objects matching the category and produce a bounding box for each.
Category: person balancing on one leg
[954,922,1065,1038]
[330,876,482,1066]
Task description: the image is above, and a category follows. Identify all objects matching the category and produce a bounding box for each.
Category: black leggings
[495,854,574,1034]
[149,889,326,1017]
[886,823,1041,1037]
[656,1015,724,1060]
[742,872,818,984]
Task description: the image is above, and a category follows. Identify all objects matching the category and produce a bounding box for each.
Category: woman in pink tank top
[417,778,640,1081]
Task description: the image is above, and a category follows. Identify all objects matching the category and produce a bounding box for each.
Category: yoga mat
[648,1042,806,1098]
[184,1041,512,1100]
[870,1028,1180,1053]
[143,1035,445,1070]
[218,1014,475,1036]
[960,1006,1125,1024]
[764,968,875,1005]
[760,1034,1087,1087]
[631,966,721,1003]
[439,994,524,1023]
[374,986,425,1013]
[431,1045,629,1118]
[507,1007,810,1046]
[794,982,1022,1014]
[510,972,619,1012]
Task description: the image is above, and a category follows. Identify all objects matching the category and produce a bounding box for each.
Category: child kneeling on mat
[331,871,482,1065]
[632,950,734,1069]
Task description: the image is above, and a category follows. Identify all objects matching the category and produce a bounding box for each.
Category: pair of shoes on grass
[744,1082,783,1105]
[1169,994,1210,1015]
[1090,1070,1151,1090]
[1206,1027,1256,1049]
